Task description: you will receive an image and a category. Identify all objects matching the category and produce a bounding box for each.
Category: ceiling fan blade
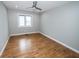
[26,7,33,9]
[35,7,42,11]
[26,1,42,11]
[32,1,37,7]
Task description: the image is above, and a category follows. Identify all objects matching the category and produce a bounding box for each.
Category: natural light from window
[19,15,32,27]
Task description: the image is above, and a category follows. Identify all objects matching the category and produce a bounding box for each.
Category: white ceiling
[3,1,69,12]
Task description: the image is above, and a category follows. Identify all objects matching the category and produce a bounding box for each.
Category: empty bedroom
[0,0,79,58]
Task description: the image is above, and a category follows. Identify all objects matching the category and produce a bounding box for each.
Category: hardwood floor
[1,33,79,58]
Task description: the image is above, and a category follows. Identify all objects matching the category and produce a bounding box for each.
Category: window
[25,16,31,27]
[19,15,32,27]
[19,16,25,27]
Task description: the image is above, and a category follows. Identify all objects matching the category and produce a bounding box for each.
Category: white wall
[40,2,79,51]
[0,2,9,51]
[8,9,40,35]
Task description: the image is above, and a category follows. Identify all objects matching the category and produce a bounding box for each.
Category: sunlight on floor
[19,39,31,51]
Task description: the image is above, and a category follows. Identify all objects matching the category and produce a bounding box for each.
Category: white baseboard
[10,32,39,36]
[40,32,79,54]
[0,36,10,57]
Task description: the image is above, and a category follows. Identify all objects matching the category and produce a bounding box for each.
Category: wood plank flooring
[1,33,79,58]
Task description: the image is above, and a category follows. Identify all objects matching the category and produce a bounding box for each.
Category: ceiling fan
[26,1,42,11]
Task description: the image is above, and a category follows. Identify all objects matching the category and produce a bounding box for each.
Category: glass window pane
[26,21,31,26]
[19,16,25,27]
[25,16,31,27]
